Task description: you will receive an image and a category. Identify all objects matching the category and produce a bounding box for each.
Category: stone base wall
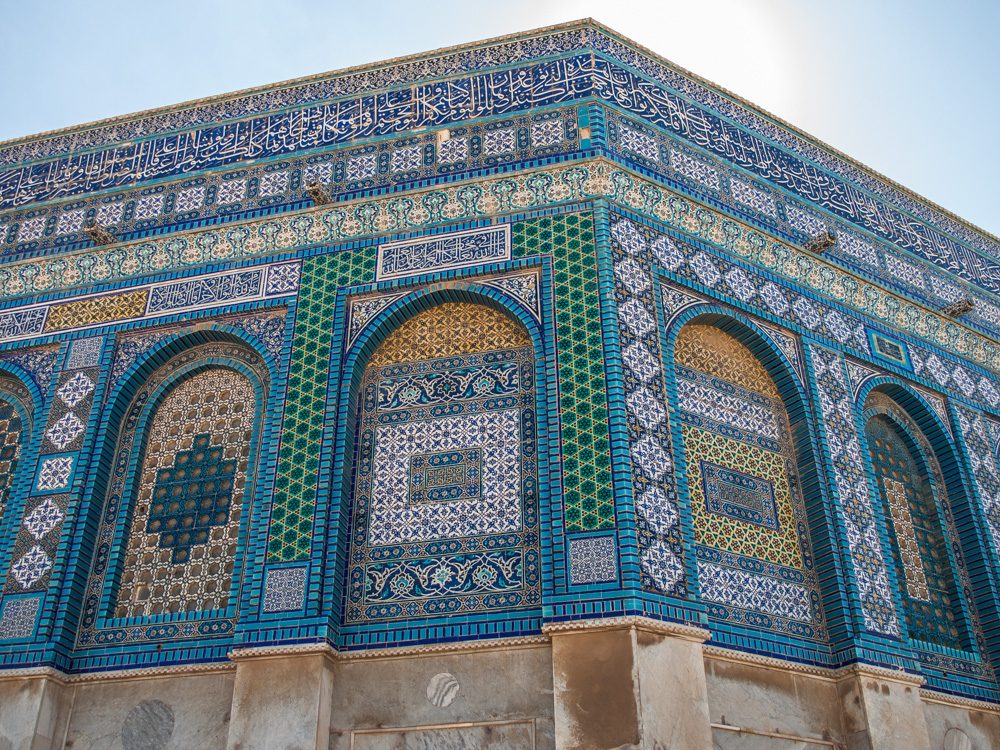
[1,633,998,749]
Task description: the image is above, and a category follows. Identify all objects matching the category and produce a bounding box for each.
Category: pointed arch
[663,308,828,643]
[338,291,542,628]
[0,367,36,529]
[859,380,976,652]
[78,331,270,636]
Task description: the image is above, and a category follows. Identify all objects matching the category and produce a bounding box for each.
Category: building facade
[0,19,998,749]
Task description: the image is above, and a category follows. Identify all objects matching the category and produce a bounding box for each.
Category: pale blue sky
[1,0,997,237]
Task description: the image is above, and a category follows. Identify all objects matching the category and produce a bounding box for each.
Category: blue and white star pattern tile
[808,344,898,637]
[609,215,685,596]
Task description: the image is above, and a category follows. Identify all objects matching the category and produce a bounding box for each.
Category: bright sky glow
[1,0,997,237]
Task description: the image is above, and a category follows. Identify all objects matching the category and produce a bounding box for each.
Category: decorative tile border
[0,261,300,343]
[0,162,992,378]
[1,21,993,291]
[1,108,576,263]
[376,225,511,281]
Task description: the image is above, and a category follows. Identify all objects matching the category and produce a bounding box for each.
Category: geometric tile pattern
[0,596,41,640]
[955,407,1000,563]
[42,290,148,334]
[145,433,237,565]
[367,302,528,367]
[8,546,52,590]
[676,325,824,640]
[35,456,74,493]
[346,303,539,624]
[55,372,94,408]
[864,399,965,650]
[568,536,618,585]
[262,566,308,613]
[64,336,104,370]
[512,215,612,532]
[267,250,376,561]
[23,498,63,539]
[609,216,684,594]
[808,344,899,636]
[0,395,25,523]
[44,413,85,451]
[114,369,253,618]
[5,365,96,595]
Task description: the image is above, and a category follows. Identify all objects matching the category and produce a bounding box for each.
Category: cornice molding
[542,615,710,643]
[919,688,1000,713]
[337,635,549,661]
[228,642,337,661]
[702,645,836,679]
[834,663,926,687]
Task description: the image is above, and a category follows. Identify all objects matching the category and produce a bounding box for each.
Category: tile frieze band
[1,37,995,304]
[0,160,992,377]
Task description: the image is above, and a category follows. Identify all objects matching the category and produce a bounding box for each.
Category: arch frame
[0,363,45,588]
[854,376,991,670]
[61,326,281,662]
[313,259,560,647]
[655,299,850,659]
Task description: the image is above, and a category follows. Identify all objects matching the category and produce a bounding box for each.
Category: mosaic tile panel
[0,389,26,525]
[0,596,40,640]
[0,163,993,382]
[676,324,824,640]
[5,365,95,594]
[568,535,618,584]
[78,342,266,646]
[865,400,965,649]
[955,407,1000,558]
[511,215,612,532]
[376,225,511,281]
[64,336,104,370]
[346,303,539,624]
[114,370,253,617]
[43,291,148,333]
[808,345,898,636]
[609,216,684,594]
[262,566,308,613]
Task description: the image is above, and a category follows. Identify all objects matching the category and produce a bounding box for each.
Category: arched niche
[342,300,541,627]
[670,319,825,642]
[862,388,971,651]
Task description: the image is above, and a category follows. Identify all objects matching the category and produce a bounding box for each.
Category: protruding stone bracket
[305,181,333,205]
[804,229,837,253]
[84,221,116,245]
